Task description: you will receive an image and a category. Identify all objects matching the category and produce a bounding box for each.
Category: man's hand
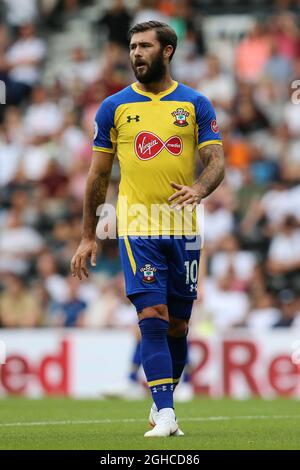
[71,238,98,280]
[169,144,225,211]
[168,182,201,211]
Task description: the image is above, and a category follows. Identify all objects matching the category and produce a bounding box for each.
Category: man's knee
[138,304,169,322]
[168,316,189,337]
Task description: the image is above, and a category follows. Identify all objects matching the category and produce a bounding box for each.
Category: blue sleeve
[195,95,222,149]
[93,98,116,153]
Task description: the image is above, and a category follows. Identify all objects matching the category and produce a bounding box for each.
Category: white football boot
[146,404,184,437]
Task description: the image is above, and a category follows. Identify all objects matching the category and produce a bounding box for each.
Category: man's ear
[164,45,173,60]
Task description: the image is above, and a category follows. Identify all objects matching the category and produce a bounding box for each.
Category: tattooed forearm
[82,170,111,239]
[193,144,225,199]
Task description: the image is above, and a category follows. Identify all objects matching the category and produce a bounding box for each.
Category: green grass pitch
[0,397,299,450]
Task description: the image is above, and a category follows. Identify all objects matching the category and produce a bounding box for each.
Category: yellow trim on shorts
[124,235,136,275]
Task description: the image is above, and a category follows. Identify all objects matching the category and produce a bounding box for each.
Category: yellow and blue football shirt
[93,80,222,236]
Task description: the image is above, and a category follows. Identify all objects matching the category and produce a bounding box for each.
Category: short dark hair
[128,21,177,62]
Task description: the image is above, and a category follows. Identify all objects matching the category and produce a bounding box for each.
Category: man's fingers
[72,254,81,278]
[168,189,185,202]
[183,200,197,212]
[183,198,199,211]
[182,199,194,207]
[71,241,97,280]
[81,266,89,279]
[79,253,89,279]
[70,256,76,276]
[182,196,199,207]
[91,248,97,267]
[171,192,200,210]
[170,193,192,209]
[75,255,83,280]
[72,253,89,280]
[170,181,183,190]
[71,253,80,275]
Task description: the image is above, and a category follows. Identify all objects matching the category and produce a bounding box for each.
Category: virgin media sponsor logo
[135,131,182,160]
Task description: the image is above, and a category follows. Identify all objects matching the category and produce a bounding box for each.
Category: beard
[131,49,166,83]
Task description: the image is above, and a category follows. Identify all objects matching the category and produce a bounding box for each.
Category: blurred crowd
[1,0,300,330]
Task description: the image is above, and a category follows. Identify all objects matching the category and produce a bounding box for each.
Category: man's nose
[134,46,142,57]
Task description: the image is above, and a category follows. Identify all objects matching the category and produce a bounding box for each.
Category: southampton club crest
[140,264,157,283]
[171,108,189,127]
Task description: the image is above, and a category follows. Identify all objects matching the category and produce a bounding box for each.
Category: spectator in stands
[24,85,63,140]
[263,39,293,84]
[271,12,300,60]
[241,180,290,236]
[210,234,257,290]
[0,210,44,275]
[202,268,250,330]
[91,239,123,278]
[3,23,46,102]
[172,28,205,87]
[0,124,22,188]
[132,0,169,26]
[35,250,68,299]
[235,96,270,135]
[60,47,100,92]
[267,215,300,276]
[245,290,281,329]
[41,0,88,31]
[235,22,271,83]
[83,275,120,328]
[39,160,69,198]
[97,0,132,47]
[0,273,42,327]
[201,193,235,255]
[197,55,235,110]
[50,275,87,327]
[273,289,300,327]
[2,0,38,28]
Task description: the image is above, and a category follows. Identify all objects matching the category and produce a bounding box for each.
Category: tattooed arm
[82,151,114,239]
[71,150,114,279]
[168,144,225,210]
[193,144,225,199]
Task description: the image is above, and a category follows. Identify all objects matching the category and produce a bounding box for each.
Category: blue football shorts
[118,235,201,319]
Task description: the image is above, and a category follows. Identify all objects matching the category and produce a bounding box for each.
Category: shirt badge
[171,108,189,127]
[140,264,157,283]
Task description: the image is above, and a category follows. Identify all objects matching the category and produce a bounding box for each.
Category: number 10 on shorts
[184,260,198,285]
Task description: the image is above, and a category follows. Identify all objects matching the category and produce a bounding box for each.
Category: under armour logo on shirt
[127,115,140,123]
